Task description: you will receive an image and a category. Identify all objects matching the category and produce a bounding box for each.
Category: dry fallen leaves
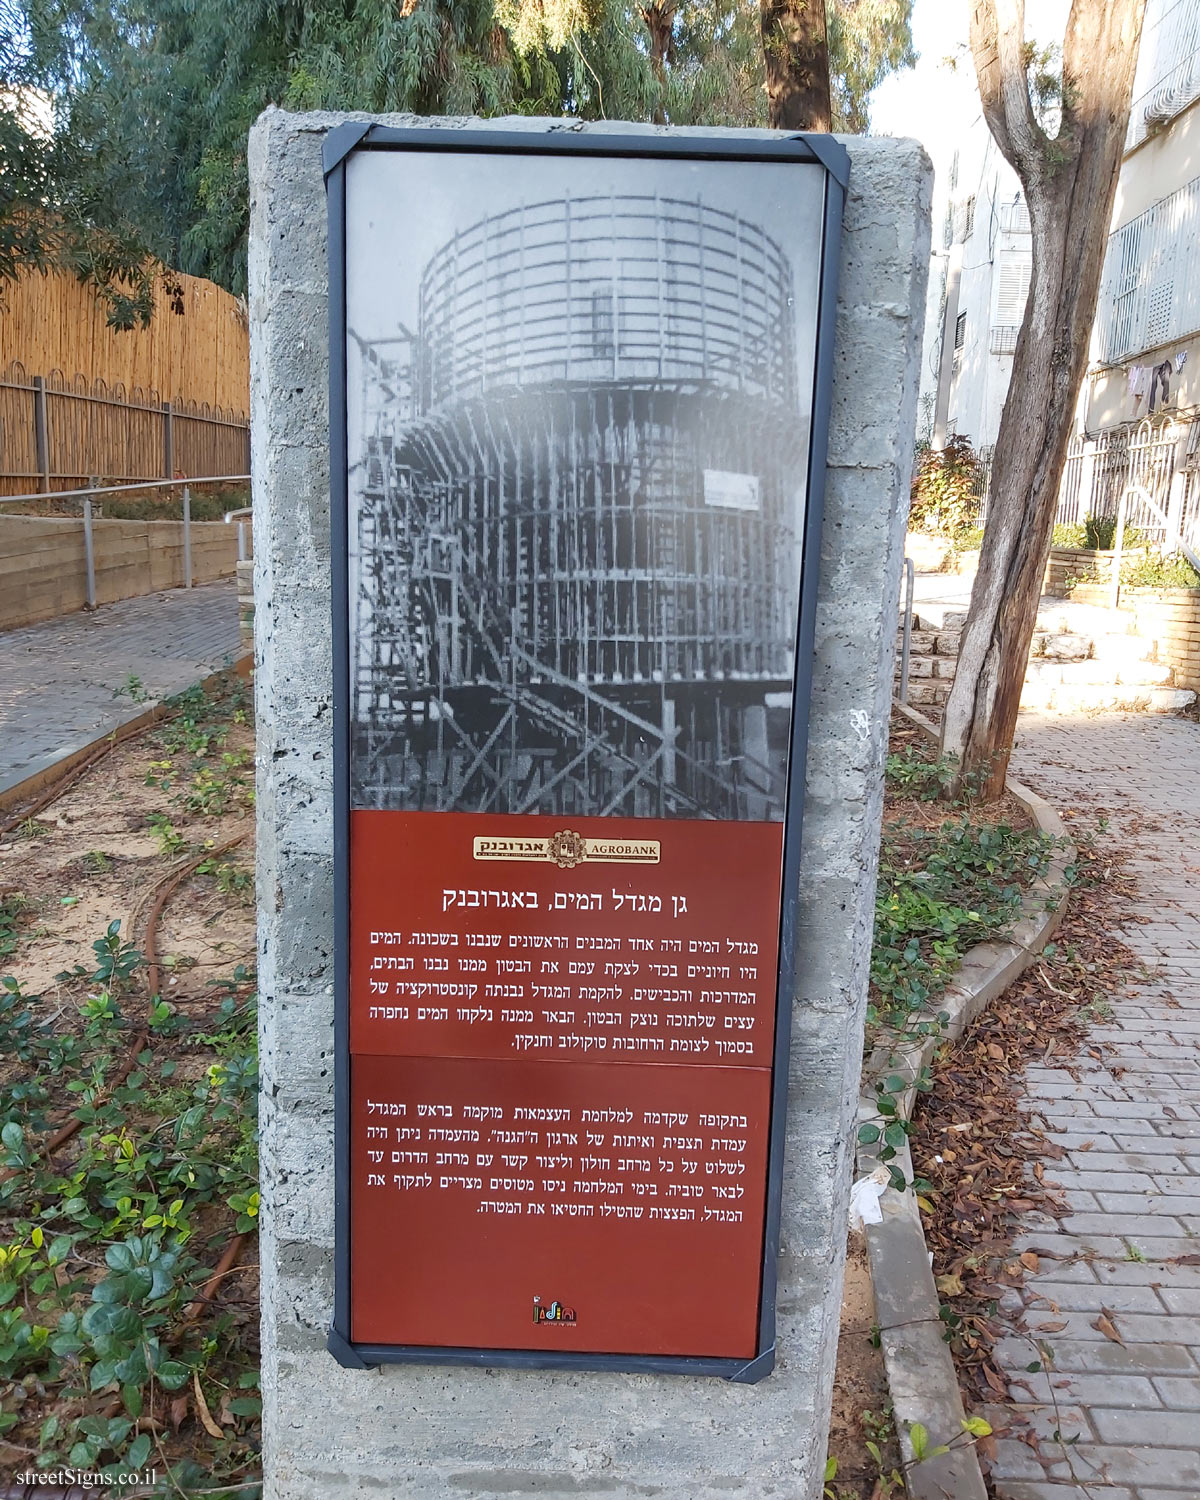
[906,830,1139,1422]
[1093,1310,1125,1346]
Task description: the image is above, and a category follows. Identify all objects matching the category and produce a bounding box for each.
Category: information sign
[326,124,846,1378]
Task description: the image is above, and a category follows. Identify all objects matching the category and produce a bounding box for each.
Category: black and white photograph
[345,148,826,821]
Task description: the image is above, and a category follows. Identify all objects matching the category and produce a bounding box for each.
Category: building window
[996,253,1031,323]
[1097,171,1200,362]
[1127,0,1200,150]
[591,286,616,359]
[954,311,967,351]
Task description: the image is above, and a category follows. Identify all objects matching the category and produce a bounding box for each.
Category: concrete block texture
[251,109,931,1500]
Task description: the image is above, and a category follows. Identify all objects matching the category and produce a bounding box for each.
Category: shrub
[909,436,983,538]
[1121,548,1200,589]
[1080,513,1145,551]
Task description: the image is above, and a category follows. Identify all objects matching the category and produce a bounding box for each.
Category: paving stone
[993,1334,1197,1377]
[1005,1402,1093,1443]
[1095,1261,1200,1287]
[990,1438,1072,1482]
[1095,1192,1200,1215]
[1060,1213,1186,1237]
[1022,1281,1165,1314]
[1066,1443,1200,1488]
[0,582,242,791]
[1150,1376,1200,1409]
[1155,1287,1200,1313]
[990,1487,1134,1500]
[1091,1408,1200,1445]
[991,716,1200,1500]
[1008,1371,1158,1408]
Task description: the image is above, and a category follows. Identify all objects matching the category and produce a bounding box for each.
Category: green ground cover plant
[859,728,1057,1187]
[0,680,260,1494]
[1120,548,1200,589]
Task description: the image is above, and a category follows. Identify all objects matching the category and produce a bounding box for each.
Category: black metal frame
[325,123,847,1382]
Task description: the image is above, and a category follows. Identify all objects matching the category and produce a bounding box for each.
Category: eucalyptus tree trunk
[641,0,676,124]
[760,0,831,130]
[940,0,1146,798]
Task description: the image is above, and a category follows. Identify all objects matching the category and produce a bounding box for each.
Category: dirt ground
[826,1236,905,1498]
[0,677,260,1493]
[0,707,255,998]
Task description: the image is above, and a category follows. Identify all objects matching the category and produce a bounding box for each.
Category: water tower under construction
[350,192,808,820]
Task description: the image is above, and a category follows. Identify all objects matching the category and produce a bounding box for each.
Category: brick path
[0,582,243,795]
[990,711,1200,1500]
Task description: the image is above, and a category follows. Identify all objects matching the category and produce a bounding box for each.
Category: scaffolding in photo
[350,193,808,820]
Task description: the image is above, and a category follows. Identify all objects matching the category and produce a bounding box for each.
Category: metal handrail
[0,475,252,605]
[1111,482,1200,609]
[899,556,915,704]
[0,475,249,507]
[224,507,252,561]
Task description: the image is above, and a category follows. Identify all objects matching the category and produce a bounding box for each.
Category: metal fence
[1056,414,1200,552]
[972,444,995,524]
[0,362,250,496]
[965,417,1200,556]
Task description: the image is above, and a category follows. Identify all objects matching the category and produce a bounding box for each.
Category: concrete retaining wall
[1045,546,1113,598]
[1125,586,1200,692]
[251,109,931,1500]
[0,513,244,630]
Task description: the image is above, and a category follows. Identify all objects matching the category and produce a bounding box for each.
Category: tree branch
[1061,0,1146,136]
[969,0,1046,190]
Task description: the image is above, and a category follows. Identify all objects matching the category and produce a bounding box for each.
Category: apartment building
[923,0,1200,493]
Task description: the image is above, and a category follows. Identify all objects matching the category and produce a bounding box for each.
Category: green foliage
[870,817,1054,1037]
[885,746,964,802]
[955,524,985,551]
[6,0,913,298]
[1053,516,1147,552]
[112,673,151,703]
[0,893,26,962]
[909,436,983,538]
[0,945,259,1480]
[828,0,915,133]
[142,681,254,858]
[1121,547,1200,589]
[146,811,185,856]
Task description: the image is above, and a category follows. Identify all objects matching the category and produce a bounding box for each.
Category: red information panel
[349,812,783,1358]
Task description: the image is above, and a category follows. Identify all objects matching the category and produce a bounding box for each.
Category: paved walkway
[0,582,243,795]
[990,712,1200,1500]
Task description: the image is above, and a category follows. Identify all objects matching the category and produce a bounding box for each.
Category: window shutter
[996,254,1032,325]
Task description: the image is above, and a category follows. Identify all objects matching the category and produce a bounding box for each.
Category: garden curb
[856,703,1074,1500]
[0,654,252,817]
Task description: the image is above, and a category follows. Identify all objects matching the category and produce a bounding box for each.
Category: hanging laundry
[1176,349,1189,373]
[1149,359,1172,412]
[1129,364,1150,400]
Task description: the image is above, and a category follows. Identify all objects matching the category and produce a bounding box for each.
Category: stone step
[894,654,957,681]
[1089,632,1159,666]
[893,629,962,657]
[1025,660,1175,689]
[1019,681,1196,714]
[909,608,969,633]
[1031,631,1093,662]
[902,679,951,708]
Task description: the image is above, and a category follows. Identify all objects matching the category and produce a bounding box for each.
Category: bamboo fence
[0,268,250,495]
